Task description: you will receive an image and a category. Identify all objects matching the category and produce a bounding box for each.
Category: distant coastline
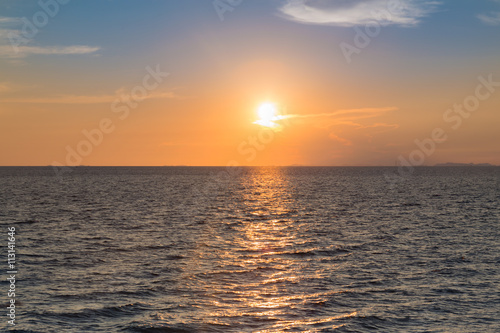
[434,162,496,167]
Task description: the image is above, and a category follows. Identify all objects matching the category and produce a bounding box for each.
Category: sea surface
[0,166,499,333]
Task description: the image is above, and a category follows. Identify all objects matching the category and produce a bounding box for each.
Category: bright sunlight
[253,102,286,129]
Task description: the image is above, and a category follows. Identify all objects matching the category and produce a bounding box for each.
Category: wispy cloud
[477,12,500,25]
[283,107,398,120]
[0,17,20,24]
[282,107,399,146]
[0,44,100,58]
[277,0,441,27]
[477,0,500,25]
[0,82,16,93]
[329,132,353,146]
[0,90,179,104]
[0,17,99,59]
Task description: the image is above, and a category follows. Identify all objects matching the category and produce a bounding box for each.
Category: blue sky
[1,1,499,88]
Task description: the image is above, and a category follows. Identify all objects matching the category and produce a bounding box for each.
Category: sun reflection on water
[170,167,353,332]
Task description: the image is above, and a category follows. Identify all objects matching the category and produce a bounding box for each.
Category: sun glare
[258,103,277,121]
[254,102,285,128]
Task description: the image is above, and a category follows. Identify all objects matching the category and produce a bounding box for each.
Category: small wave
[15,219,39,225]
[124,323,198,333]
[401,202,421,207]
[38,303,149,320]
[273,249,318,257]
[53,289,156,300]
[432,287,464,294]
[349,314,388,330]
[317,246,351,256]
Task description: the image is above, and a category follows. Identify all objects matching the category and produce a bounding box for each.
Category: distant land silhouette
[434,162,496,167]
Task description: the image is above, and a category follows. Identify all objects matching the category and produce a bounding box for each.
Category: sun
[253,102,285,128]
[258,102,277,121]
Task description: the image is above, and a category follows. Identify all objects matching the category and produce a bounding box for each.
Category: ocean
[0,166,499,332]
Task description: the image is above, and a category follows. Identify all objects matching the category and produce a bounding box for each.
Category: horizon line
[0,164,497,168]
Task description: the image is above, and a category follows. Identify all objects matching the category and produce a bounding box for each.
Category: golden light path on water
[169,167,357,332]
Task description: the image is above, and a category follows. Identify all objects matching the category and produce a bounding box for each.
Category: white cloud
[277,0,441,27]
[477,0,500,26]
[477,12,500,26]
[0,17,99,59]
[0,18,18,26]
[0,44,100,58]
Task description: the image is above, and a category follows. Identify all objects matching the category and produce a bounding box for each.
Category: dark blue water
[0,166,499,332]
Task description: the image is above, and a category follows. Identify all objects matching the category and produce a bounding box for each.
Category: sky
[0,0,499,166]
